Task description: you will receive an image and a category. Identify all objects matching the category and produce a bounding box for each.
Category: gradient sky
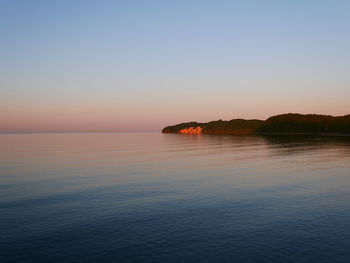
[1,0,349,132]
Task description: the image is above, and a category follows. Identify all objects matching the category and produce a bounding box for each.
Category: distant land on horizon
[162,113,350,135]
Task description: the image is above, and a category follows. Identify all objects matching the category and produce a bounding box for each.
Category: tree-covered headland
[162,114,350,134]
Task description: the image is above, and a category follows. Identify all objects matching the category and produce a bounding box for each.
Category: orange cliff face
[179,126,203,134]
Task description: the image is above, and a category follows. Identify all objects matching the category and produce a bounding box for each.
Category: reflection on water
[1,133,350,262]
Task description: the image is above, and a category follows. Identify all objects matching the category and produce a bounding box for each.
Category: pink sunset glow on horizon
[1,1,349,133]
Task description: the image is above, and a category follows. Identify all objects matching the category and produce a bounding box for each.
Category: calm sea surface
[1,133,350,263]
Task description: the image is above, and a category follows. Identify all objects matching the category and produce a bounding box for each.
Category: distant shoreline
[162,113,350,135]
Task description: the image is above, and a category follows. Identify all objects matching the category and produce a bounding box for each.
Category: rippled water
[1,133,350,263]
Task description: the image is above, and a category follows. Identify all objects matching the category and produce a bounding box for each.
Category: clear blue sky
[1,0,349,132]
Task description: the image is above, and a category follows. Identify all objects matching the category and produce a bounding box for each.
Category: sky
[0,0,349,132]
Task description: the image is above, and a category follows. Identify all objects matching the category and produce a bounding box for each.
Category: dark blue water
[1,133,350,262]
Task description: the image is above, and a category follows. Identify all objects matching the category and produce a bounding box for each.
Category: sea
[1,133,350,263]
